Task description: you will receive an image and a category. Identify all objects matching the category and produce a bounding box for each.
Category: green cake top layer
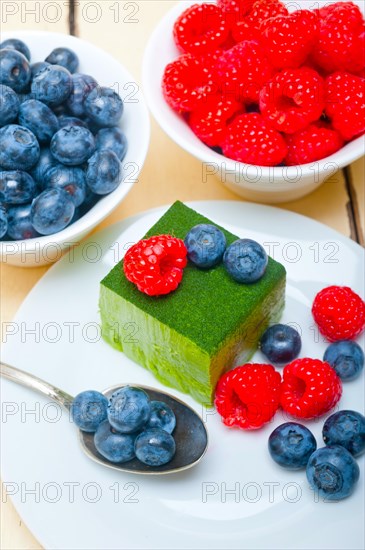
[101,201,286,355]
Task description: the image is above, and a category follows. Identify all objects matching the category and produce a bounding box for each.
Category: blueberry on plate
[84,86,124,128]
[86,150,122,195]
[184,224,226,269]
[18,99,59,144]
[0,49,31,93]
[30,61,49,79]
[94,420,136,463]
[50,125,95,166]
[45,47,79,73]
[66,73,98,117]
[268,422,317,469]
[306,445,360,501]
[108,386,151,434]
[260,324,302,364]
[45,165,86,207]
[135,428,176,466]
[223,238,268,283]
[30,188,75,235]
[58,115,87,129]
[95,127,128,160]
[71,390,108,432]
[0,124,40,170]
[0,85,20,126]
[7,204,39,240]
[323,410,365,457]
[324,340,364,381]
[31,64,72,107]
[0,170,37,204]
[0,204,8,239]
[145,401,176,434]
[0,38,31,61]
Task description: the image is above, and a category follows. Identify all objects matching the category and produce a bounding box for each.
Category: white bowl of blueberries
[0,32,150,267]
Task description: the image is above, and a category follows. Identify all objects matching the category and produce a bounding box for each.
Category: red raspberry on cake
[223,113,287,166]
[232,0,288,42]
[216,40,274,102]
[312,285,365,342]
[124,235,188,296]
[285,123,344,166]
[281,358,342,419]
[173,3,230,56]
[189,94,243,147]
[312,2,365,74]
[325,72,365,141]
[162,54,215,112]
[262,10,319,69]
[215,363,281,429]
[259,67,325,134]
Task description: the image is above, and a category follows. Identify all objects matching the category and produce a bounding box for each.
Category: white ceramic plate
[1,201,364,550]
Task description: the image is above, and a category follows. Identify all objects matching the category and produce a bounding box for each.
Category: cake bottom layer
[100,278,285,406]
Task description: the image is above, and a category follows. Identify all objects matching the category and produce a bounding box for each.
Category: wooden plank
[0,0,70,34]
[281,169,353,238]
[346,157,365,245]
[1,4,71,550]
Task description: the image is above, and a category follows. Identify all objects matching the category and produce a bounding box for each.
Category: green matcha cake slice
[99,201,286,406]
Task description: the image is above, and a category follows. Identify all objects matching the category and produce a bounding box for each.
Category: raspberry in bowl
[143,0,365,203]
[0,31,150,266]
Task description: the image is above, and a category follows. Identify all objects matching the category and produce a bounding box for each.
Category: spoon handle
[0,362,73,411]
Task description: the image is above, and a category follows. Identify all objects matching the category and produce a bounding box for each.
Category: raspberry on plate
[189,94,243,147]
[280,358,342,419]
[232,0,288,43]
[222,113,287,166]
[173,3,230,56]
[215,363,281,429]
[325,72,365,141]
[260,67,325,134]
[312,285,365,341]
[123,235,188,296]
[312,2,365,74]
[216,41,274,102]
[162,54,215,112]
[262,10,318,69]
[285,123,344,166]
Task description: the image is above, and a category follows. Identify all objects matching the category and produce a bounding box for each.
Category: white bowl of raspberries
[0,31,150,266]
[143,0,365,203]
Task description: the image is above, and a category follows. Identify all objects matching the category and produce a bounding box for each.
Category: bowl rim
[142,0,365,184]
[1,30,151,255]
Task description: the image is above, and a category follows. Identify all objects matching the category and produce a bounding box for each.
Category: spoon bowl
[0,363,208,475]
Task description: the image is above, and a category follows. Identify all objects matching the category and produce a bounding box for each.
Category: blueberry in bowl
[0,31,150,266]
[50,125,95,166]
[0,48,31,93]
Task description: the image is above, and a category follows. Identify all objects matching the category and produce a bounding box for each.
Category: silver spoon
[0,362,208,475]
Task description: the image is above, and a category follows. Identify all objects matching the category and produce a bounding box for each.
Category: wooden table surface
[1,2,364,548]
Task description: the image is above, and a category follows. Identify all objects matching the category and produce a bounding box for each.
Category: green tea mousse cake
[99,201,286,405]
